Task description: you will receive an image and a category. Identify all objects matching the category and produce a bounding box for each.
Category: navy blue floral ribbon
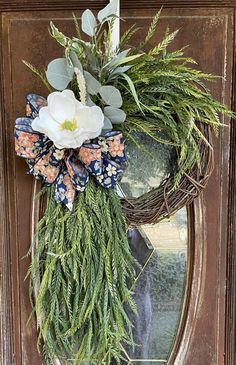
[15,93,127,210]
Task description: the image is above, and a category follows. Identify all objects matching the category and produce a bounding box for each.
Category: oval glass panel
[120,141,188,364]
[121,133,176,198]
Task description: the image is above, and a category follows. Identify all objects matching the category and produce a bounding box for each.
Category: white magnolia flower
[32,90,104,149]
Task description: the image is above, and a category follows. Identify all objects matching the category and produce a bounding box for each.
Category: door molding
[225,16,236,364]
[0,0,236,11]
[0,2,235,365]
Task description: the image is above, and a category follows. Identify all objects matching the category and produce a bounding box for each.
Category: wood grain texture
[0,15,14,365]
[0,0,236,11]
[225,9,236,365]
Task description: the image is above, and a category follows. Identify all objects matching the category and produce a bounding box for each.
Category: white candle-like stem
[110,0,120,51]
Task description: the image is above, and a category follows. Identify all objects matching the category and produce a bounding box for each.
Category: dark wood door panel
[2,10,88,365]
[0,3,234,365]
[120,8,234,365]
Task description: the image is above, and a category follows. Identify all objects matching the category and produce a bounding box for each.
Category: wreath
[14,1,234,364]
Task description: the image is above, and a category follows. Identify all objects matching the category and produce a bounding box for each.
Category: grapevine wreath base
[32,123,214,226]
[122,123,214,225]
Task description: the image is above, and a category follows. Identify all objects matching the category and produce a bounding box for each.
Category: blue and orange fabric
[15,93,127,210]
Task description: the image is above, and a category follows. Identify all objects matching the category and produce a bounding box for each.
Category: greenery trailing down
[28,179,138,365]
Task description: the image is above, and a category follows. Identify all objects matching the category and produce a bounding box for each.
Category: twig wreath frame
[121,123,214,225]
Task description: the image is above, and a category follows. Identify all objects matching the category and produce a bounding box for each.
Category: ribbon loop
[15,93,127,209]
[79,144,102,176]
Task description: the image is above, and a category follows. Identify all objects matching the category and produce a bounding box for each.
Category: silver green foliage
[84,71,101,95]
[99,85,123,108]
[69,51,83,71]
[103,116,113,130]
[97,0,119,23]
[81,9,97,36]
[104,106,126,124]
[46,58,74,90]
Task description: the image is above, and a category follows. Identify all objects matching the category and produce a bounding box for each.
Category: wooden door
[0,1,236,365]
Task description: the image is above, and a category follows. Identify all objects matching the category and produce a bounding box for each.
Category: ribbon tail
[95,158,124,189]
[65,152,90,192]
[53,170,76,211]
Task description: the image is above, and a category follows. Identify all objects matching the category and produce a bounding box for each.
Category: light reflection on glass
[121,133,176,199]
[120,137,188,364]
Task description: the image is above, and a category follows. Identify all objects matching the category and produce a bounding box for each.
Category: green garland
[29,180,138,364]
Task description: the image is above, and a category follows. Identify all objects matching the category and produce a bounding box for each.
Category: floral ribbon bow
[15,93,127,210]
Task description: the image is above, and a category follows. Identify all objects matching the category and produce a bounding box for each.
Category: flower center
[60,119,78,132]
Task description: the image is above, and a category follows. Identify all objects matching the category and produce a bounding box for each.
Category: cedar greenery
[29,179,138,364]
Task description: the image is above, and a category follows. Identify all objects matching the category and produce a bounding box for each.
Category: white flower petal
[90,106,104,130]
[74,131,92,147]
[77,106,104,134]
[52,129,83,149]
[35,90,105,149]
[62,89,84,110]
[61,89,76,100]
[32,111,60,137]
[48,92,75,122]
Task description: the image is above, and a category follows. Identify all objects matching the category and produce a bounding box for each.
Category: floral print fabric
[15,93,127,210]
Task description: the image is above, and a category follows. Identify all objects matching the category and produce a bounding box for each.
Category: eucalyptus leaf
[108,49,131,68]
[99,85,123,107]
[97,0,118,23]
[102,116,113,130]
[81,9,97,36]
[86,95,96,107]
[110,65,132,76]
[69,51,83,71]
[84,71,101,95]
[112,54,143,67]
[46,58,74,90]
[104,106,126,124]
